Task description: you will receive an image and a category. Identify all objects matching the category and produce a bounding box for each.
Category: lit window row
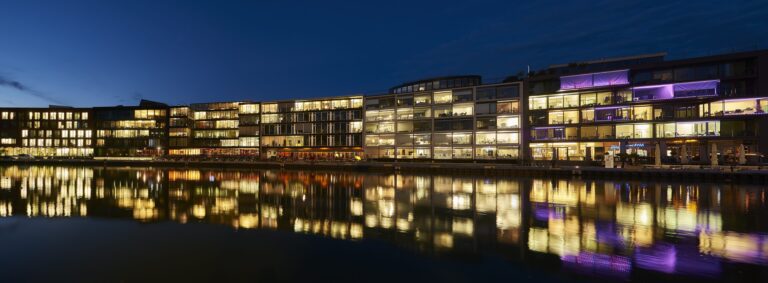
[97,130,150,138]
[100,120,158,129]
[193,130,238,139]
[239,104,260,114]
[22,129,92,138]
[364,132,518,146]
[134,109,166,119]
[238,137,259,147]
[1,112,14,120]
[293,98,363,111]
[193,110,238,120]
[530,121,722,140]
[25,112,89,120]
[21,121,89,129]
[22,139,91,147]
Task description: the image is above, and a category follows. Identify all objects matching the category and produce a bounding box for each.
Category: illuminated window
[434,147,451,159]
[452,133,472,145]
[350,121,362,133]
[239,137,259,147]
[497,132,519,144]
[433,91,452,104]
[498,116,519,129]
[475,132,496,145]
[452,147,472,159]
[530,97,546,110]
[262,103,278,113]
[452,103,473,116]
[239,104,260,114]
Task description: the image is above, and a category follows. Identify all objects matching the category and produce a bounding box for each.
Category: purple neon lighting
[560,74,593,90]
[594,106,627,110]
[634,85,674,101]
[633,80,719,101]
[594,70,630,87]
[674,80,718,98]
[560,70,629,90]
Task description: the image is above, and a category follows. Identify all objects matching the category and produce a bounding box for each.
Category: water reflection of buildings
[1,166,766,277]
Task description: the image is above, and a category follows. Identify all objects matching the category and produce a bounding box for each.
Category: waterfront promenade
[2,158,767,183]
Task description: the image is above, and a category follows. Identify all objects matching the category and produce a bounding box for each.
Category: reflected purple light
[635,244,676,273]
[562,251,631,277]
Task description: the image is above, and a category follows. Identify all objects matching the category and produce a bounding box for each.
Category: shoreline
[2,159,767,183]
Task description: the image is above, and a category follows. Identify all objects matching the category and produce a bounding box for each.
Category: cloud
[0,75,65,105]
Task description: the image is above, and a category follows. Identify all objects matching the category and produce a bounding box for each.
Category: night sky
[1,0,766,107]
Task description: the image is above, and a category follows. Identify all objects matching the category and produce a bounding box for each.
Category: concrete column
[699,141,709,163]
[659,141,668,162]
[619,140,627,155]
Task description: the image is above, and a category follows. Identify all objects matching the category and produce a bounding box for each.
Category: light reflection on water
[0,165,767,281]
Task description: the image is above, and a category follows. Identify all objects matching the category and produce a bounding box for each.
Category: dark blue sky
[1,0,766,107]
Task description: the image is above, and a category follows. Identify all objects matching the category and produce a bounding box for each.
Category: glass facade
[527,53,765,164]
[259,96,364,160]
[365,82,522,161]
[93,106,167,158]
[0,108,94,157]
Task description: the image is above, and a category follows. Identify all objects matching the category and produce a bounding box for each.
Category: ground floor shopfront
[364,146,520,161]
[529,138,762,164]
[0,147,94,157]
[262,147,363,160]
[168,148,260,157]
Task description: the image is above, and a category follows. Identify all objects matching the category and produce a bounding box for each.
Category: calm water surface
[0,165,766,282]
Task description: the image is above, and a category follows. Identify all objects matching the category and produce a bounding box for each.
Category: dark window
[476,118,496,130]
[476,87,496,100]
[452,119,473,131]
[414,121,432,132]
[497,86,519,99]
[435,120,451,131]
[475,102,496,115]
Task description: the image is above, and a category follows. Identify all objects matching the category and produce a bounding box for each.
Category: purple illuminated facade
[526,50,768,165]
[560,70,630,90]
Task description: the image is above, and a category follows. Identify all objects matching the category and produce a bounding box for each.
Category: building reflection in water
[0,165,766,280]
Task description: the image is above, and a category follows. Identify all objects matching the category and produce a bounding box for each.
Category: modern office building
[259,96,364,160]
[167,101,261,157]
[93,100,169,158]
[0,106,94,157]
[238,102,261,157]
[364,76,522,161]
[525,50,768,164]
[168,105,192,155]
[1,49,766,164]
